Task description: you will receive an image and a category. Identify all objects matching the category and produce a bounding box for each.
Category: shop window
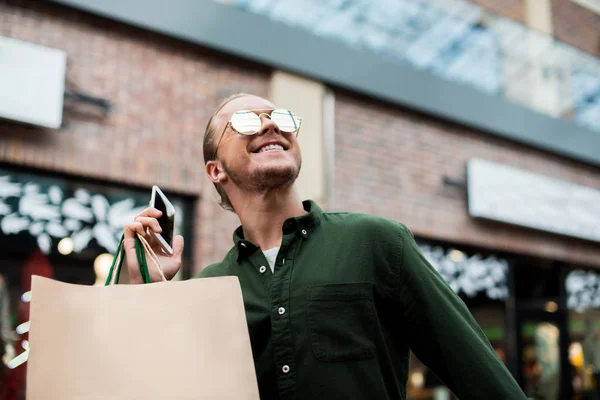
[571,0,600,15]
[0,168,193,397]
[571,67,600,133]
[408,242,509,399]
[566,268,600,398]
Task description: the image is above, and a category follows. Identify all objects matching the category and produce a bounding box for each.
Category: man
[123,93,526,399]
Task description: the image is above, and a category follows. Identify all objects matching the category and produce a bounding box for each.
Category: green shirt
[197,200,526,399]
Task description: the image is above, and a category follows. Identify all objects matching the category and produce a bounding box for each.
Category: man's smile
[252,140,289,153]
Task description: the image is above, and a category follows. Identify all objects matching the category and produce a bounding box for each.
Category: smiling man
[123,93,527,399]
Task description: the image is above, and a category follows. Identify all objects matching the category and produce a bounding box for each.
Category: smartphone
[148,185,175,255]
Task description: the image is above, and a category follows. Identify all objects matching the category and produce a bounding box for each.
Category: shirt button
[259,266,266,273]
[301,229,307,235]
[278,307,286,315]
[282,365,290,374]
[240,242,246,248]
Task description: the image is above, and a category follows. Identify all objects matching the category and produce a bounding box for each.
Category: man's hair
[203,93,251,212]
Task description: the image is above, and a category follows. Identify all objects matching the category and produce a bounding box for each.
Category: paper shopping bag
[26,235,259,399]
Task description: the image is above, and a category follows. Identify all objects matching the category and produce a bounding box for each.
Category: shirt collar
[233,200,323,262]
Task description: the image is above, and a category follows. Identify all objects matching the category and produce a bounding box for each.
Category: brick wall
[551,0,600,57]
[464,0,527,23]
[333,91,600,268]
[0,0,266,273]
[2,0,600,272]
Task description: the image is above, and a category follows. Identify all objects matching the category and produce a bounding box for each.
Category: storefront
[0,166,193,399]
[406,239,509,399]
[406,237,600,400]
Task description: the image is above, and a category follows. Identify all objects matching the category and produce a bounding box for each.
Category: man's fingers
[172,235,184,257]
[134,216,162,233]
[123,222,145,284]
[120,208,162,285]
[124,244,143,284]
[136,207,163,218]
[124,222,146,238]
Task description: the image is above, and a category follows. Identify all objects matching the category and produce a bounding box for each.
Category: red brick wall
[3,0,600,273]
[0,0,267,273]
[551,0,600,57]
[464,0,527,23]
[333,91,600,268]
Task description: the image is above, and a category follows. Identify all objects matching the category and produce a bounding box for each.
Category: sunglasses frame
[212,108,302,160]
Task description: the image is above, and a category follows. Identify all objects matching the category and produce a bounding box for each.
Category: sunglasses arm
[212,122,230,160]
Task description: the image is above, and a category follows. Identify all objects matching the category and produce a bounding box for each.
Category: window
[572,0,600,15]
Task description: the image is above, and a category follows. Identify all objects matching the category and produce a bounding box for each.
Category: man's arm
[391,224,526,399]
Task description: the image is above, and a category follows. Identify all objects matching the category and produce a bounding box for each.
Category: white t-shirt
[262,247,280,273]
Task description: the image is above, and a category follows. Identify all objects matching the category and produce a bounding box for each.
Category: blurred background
[0,0,600,398]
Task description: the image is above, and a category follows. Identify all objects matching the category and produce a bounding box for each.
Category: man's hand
[123,207,184,284]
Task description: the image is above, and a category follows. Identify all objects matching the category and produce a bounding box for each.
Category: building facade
[1,0,600,398]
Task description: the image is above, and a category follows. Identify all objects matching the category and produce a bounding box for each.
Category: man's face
[212,95,302,194]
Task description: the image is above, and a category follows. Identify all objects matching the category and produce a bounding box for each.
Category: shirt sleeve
[392,224,526,400]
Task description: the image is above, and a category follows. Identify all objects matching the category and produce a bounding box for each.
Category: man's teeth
[258,144,284,153]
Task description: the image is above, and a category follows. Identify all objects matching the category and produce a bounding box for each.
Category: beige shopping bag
[26,235,259,399]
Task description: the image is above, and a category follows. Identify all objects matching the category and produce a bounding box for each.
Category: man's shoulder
[195,262,227,279]
[195,248,236,279]
[319,211,416,269]
[322,210,412,238]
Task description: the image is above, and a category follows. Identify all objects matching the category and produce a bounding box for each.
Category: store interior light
[569,342,584,367]
[410,371,425,388]
[94,253,114,286]
[58,237,74,255]
[545,301,559,313]
[449,249,466,262]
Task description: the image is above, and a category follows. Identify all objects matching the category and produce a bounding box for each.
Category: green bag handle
[105,234,166,285]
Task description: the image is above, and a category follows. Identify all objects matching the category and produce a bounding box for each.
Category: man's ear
[206,160,227,184]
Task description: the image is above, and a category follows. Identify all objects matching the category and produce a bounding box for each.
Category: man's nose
[257,114,280,136]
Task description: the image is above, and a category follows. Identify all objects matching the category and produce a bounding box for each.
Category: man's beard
[221,158,301,195]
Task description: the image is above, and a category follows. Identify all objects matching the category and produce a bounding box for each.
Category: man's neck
[232,186,307,250]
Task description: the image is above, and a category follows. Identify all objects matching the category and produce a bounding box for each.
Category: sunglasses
[213,109,302,159]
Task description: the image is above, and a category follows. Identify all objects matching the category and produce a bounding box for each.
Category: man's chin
[247,165,300,192]
[222,157,301,194]
[256,166,299,184]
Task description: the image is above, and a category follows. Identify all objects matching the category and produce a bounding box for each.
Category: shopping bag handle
[105,233,167,285]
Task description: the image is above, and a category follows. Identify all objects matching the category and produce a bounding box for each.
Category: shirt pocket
[306,282,377,362]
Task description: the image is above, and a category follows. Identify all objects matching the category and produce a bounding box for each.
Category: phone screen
[153,191,174,246]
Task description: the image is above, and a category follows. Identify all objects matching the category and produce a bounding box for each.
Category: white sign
[0,36,66,129]
[467,158,600,242]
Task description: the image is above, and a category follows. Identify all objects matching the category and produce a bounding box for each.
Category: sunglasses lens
[271,109,300,133]
[230,111,261,134]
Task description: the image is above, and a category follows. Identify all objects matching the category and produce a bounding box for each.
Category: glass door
[508,261,572,399]
[516,309,571,400]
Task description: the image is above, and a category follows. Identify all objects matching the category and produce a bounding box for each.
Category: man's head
[203,94,302,211]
